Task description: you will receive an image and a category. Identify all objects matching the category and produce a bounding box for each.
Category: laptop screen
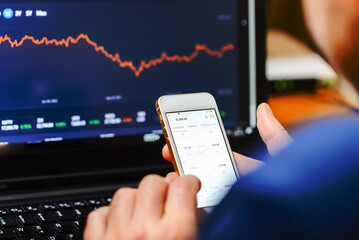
[0,0,265,185]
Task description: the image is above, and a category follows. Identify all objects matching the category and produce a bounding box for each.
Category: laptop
[0,0,266,239]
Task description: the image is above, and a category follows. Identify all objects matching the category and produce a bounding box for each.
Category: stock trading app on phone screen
[166,109,238,208]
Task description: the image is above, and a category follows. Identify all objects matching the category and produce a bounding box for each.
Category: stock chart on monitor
[0,0,239,145]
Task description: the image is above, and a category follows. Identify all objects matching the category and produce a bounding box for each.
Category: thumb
[257,103,293,155]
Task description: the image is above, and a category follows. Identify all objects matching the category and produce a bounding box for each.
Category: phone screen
[166,109,238,208]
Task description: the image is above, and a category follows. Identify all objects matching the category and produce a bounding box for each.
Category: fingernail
[264,103,274,118]
[259,103,274,121]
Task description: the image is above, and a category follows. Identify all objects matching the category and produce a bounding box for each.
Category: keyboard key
[72,220,86,231]
[55,210,75,221]
[35,224,56,236]
[36,212,57,223]
[15,226,37,238]
[87,199,104,206]
[17,213,37,225]
[0,228,16,239]
[7,207,24,214]
[67,233,83,240]
[0,215,17,227]
[17,238,43,240]
[56,202,72,209]
[71,200,87,208]
[74,207,93,219]
[0,208,8,216]
[25,238,48,240]
[47,235,68,240]
[105,197,112,204]
[40,203,57,211]
[23,205,40,213]
[53,222,73,234]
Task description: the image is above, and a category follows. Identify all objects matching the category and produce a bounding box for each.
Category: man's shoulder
[290,115,359,148]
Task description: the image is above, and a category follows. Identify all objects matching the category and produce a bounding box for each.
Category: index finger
[165,172,179,184]
[164,175,200,221]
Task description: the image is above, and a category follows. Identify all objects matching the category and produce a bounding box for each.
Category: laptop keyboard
[0,197,112,240]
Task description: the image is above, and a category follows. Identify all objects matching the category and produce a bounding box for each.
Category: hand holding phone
[156,92,239,208]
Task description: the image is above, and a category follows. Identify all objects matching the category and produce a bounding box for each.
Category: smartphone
[156,92,239,208]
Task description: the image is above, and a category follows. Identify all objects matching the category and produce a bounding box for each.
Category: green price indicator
[55,122,67,128]
[89,120,101,126]
[20,124,32,130]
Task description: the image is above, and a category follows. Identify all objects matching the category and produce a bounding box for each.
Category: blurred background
[267,0,315,50]
[265,0,356,130]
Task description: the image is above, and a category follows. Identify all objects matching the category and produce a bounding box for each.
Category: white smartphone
[156,92,239,208]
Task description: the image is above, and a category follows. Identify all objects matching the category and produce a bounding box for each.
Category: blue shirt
[199,116,359,239]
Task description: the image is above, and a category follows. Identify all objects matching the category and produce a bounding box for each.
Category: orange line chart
[0,34,235,77]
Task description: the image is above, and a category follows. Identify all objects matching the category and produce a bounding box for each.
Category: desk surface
[268,89,355,130]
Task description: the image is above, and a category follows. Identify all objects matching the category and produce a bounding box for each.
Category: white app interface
[166,109,238,208]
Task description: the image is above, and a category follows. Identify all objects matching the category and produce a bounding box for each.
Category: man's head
[302,0,359,90]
